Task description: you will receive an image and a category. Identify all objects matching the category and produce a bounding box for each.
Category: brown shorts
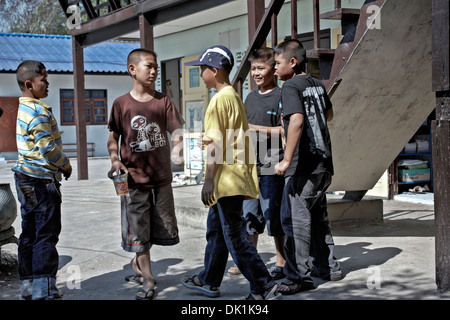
[121,183,179,252]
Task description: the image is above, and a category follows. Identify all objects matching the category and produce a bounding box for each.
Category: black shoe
[245,282,282,300]
[277,280,316,295]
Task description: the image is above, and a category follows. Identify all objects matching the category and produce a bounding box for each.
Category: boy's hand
[171,129,184,166]
[201,178,215,206]
[107,159,128,179]
[275,159,290,176]
[171,154,184,166]
[171,148,184,166]
[201,133,208,150]
[63,167,72,180]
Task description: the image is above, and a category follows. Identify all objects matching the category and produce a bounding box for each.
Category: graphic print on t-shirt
[129,115,166,152]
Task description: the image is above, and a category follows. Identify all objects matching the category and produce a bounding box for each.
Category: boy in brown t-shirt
[107,48,185,300]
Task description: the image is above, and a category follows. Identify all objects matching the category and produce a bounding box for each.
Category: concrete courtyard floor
[1,158,449,305]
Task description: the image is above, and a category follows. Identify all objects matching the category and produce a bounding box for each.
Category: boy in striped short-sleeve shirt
[12,60,72,300]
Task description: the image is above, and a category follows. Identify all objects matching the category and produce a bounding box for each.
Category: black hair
[16,60,46,91]
[127,48,158,76]
[274,39,306,73]
[249,47,275,68]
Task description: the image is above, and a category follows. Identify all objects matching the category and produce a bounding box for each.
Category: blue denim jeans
[14,173,62,300]
[243,175,284,236]
[198,196,274,294]
[281,171,340,283]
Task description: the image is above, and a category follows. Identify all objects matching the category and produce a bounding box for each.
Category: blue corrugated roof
[0,33,140,73]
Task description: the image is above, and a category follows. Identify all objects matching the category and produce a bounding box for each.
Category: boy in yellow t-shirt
[181,45,280,300]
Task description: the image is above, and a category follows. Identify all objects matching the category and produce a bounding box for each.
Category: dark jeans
[14,173,62,299]
[281,171,340,283]
[243,174,285,236]
[198,196,274,294]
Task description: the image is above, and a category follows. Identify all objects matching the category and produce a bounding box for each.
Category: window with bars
[60,89,107,125]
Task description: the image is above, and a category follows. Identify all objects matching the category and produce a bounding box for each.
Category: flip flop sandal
[125,274,157,285]
[180,274,220,298]
[269,266,286,280]
[136,288,155,300]
[125,274,143,285]
[125,274,156,286]
[277,280,315,295]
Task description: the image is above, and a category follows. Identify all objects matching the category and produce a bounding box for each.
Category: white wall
[0,73,22,97]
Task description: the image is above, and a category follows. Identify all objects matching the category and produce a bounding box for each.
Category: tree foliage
[0,0,69,35]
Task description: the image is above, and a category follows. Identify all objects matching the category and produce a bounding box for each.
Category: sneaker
[330,270,344,281]
[276,280,316,295]
[311,267,344,281]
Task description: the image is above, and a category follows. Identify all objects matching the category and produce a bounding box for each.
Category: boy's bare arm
[107,131,128,178]
[248,123,282,136]
[201,141,218,206]
[326,108,333,121]
[275,113,304,176]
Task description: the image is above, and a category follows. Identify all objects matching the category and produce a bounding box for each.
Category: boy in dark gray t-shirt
[274,39,342,295]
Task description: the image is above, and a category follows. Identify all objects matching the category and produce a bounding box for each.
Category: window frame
[60,89,107,125]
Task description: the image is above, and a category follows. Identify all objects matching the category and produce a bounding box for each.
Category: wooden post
[334,0,341,10]
[248,0,265,41]
[72,36,89,180]
[247,0,265,92]
[312,0,320,49]
[139,13,154,50]
[432,0,450,293]
[291,0,297,39]
[271,13,278,47]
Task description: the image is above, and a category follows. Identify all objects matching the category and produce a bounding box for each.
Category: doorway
[161,58,182,114]
[0,97,19,153]
[181,55,209,179]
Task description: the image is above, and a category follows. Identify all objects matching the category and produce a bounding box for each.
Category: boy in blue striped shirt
[12,60,72,300]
